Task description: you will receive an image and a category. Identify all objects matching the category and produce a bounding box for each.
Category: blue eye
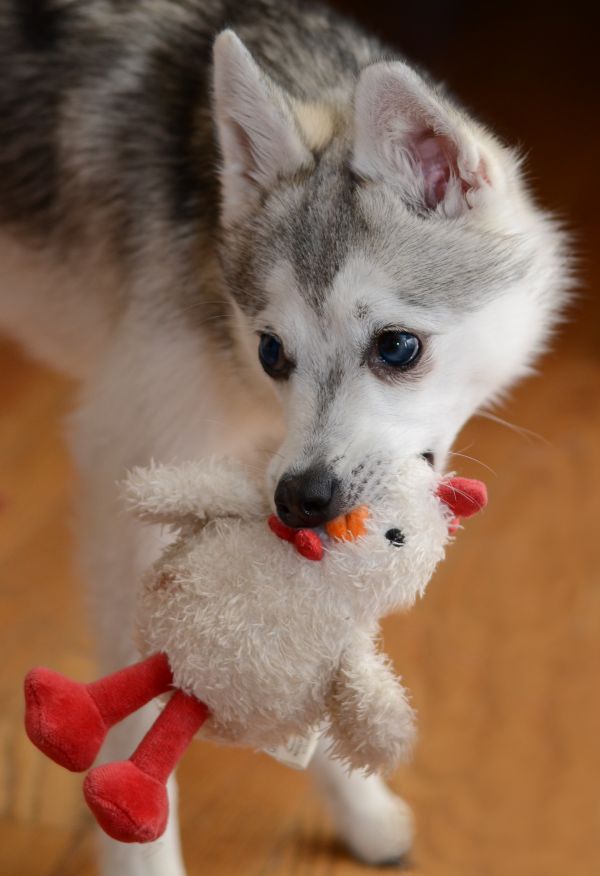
[376,331,421,369]
[258,333,292,379]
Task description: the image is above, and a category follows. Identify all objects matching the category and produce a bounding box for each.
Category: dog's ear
[212,30,312,226]
[353,62,506,218]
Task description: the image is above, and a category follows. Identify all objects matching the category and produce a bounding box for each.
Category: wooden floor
[1,4,598,876]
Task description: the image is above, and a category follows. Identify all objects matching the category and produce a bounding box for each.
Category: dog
[0,1,570,873]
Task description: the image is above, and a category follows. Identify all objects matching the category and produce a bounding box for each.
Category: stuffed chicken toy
[24,456,486,843]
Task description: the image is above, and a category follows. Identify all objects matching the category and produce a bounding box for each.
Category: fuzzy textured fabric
[24,455,486,844]
[126,456,479,774]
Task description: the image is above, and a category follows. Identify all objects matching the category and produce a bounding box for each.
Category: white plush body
[127,457,450,773]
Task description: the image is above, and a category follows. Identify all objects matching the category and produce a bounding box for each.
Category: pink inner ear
[414,133,454,208]
[437,478,488,518]
[413,131,484,210]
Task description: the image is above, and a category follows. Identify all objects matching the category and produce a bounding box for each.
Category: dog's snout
[275,467,341,528]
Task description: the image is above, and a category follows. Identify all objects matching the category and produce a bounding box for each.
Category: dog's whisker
[443,484,484,506]
[447,451,497,476]
[476,411,551,445]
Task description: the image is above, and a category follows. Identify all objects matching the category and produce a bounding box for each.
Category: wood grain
[1,3,598,874]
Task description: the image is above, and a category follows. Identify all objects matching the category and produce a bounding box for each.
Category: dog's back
[0,0,384,375]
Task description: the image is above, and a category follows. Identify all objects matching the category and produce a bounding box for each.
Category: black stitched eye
[385,528,405,547]
[258,333,293,379]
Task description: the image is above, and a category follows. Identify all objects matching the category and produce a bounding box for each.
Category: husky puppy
[0,1,569,873]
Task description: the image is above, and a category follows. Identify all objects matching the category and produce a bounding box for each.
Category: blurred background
[1,1,598,874]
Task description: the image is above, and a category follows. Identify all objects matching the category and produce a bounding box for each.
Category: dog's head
[212,31,569,527]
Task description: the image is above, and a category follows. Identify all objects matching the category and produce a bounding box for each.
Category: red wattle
[267,514,295,543]
[294,529,324,561]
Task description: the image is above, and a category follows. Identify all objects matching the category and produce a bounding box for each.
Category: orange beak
[325,506,370,542]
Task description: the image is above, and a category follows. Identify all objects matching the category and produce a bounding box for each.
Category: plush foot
[84,760,169,843]
[24,668,108,771]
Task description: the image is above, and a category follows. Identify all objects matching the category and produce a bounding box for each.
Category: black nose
[274,467,342,528]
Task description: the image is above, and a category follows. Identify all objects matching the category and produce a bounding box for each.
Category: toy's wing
[124,458,265,528]
[325,639,416,775]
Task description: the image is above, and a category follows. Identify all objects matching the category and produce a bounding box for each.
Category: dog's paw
[312,751,414,866]
[334,780,414,865]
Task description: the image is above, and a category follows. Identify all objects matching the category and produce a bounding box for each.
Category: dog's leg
[67,304,277,876]
[76,490,188,876]
[95,785,184,876]
[86,543,189,876]
[310,739,414,865]
[69,379,189,874]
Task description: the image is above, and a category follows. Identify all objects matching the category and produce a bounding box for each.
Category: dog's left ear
[353,62,508,217]
[212,31,312,226]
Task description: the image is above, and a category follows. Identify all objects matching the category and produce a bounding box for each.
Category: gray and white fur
[0,1,570,873]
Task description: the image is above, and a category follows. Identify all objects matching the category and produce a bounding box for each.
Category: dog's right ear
[212,30,312,226]
[353,62,509,218]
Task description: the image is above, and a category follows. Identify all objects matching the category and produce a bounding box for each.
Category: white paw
[311,748,414,865]
[335,782,414,865]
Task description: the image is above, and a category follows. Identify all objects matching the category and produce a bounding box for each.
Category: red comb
[437,478,487,518]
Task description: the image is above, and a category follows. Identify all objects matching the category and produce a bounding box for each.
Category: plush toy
[24,457,486,843]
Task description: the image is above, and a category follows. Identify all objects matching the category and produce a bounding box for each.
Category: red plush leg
[86,653,173,726]
[24,654,173,772]
[84,690,209,843]
[24,668,110,772]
